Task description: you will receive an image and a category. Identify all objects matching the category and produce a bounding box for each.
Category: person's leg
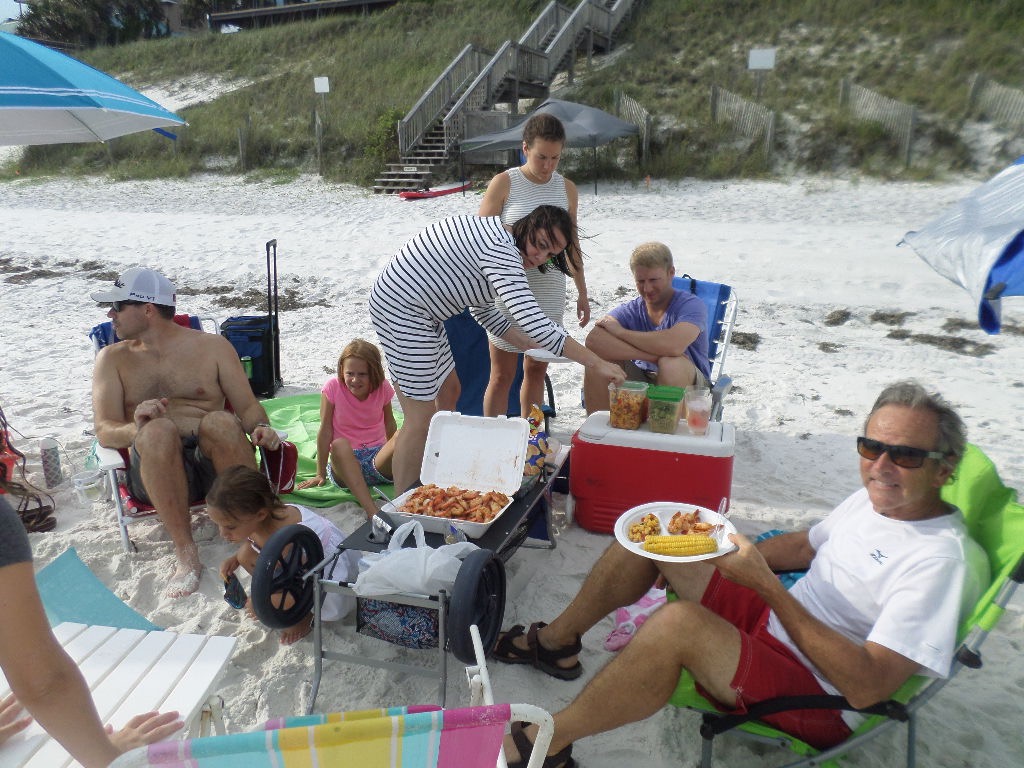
[498,541,659,672]
[582,363,612,415]
[436,368,461,412]
[520,356,549,419]
[133,418,200,598]
[372,433,398,481]
[507,600,744,761]
[197,410,258,471]
[655,354,699,389]
[328,438,380,519]
[483,344,521,417]
[391,384,439,494]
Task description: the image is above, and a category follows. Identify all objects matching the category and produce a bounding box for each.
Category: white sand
[2,173,1022,767]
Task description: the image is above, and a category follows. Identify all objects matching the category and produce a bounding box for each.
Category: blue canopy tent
[902,158,1024,333]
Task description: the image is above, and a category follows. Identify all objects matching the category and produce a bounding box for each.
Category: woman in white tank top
[479,113,590,418]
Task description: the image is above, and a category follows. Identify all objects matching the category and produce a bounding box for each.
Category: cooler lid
[577,411,735,457]
[420,411,530,494]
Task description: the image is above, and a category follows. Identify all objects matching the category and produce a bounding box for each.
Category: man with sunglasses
[581,241,711,414]
[91,267,281,599]
[495,381,990,767]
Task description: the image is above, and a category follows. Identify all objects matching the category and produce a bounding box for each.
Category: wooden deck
[210,0,398,29]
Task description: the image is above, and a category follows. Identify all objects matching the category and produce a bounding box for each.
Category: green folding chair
[667,443,1024,768]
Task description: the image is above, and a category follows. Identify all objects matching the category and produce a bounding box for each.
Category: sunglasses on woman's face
[856,436,945,469]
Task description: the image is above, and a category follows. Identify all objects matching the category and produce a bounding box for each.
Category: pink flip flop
[603,586,667,651]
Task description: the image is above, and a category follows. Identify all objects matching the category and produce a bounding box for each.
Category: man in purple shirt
[582,242,710,413]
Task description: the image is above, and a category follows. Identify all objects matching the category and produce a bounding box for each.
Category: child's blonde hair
[337,338,386,392]
[207,465,287,521]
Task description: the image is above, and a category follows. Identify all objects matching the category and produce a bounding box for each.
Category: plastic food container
[646,385,685,434]
[385,411,529,539]
[609,381,648,429]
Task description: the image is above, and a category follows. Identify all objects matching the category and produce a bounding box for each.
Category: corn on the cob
[642,534,717,556]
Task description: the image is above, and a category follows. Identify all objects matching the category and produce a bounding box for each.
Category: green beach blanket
[262,393,397,508]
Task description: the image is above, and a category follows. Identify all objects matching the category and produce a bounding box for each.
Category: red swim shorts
[697,572,853,750]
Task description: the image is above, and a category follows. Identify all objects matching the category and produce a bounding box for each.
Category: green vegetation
[8,0,1024,183]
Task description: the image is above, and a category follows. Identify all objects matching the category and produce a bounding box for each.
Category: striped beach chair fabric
[112,702,554,768]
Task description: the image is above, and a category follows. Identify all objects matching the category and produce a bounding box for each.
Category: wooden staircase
[372,0,639,194]
[372,124,452,194]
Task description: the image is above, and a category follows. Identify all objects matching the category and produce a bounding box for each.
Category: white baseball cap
[91,267,177,307]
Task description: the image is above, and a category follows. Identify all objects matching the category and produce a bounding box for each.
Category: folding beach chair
[667,443,1024,768]
[575,275,737,420]
[111,625,555,768]
[88,316,297,552]
[671,274,737,422]
[444,309,558,424]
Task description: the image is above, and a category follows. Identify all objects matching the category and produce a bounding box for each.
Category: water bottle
[39,437,62,488]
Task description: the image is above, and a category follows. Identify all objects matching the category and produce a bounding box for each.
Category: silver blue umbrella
[0,30,185,146]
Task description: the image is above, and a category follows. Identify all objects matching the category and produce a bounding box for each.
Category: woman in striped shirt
[369,205,624,492]
[480,113,589,418]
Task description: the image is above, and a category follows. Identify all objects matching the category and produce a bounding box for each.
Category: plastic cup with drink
[685,388,712,436]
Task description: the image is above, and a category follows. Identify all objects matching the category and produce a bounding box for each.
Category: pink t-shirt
[322,376,395,449]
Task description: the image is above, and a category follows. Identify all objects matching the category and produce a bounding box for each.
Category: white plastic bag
[352,520,478,597]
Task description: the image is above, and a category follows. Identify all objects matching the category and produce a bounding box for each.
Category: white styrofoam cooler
[384,411,529,539]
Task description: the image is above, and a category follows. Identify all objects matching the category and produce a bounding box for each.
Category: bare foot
[166,544,202,599]
[280,614,314,645]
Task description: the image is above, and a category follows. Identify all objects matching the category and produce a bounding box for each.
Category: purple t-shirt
[608,290,710,379]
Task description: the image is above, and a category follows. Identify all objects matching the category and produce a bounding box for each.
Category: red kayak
[399,180,472,200]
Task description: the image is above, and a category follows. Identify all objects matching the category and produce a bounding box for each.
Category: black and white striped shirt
[370,215,568,355]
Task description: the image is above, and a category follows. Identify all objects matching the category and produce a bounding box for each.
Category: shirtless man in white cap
[91,267,281,598]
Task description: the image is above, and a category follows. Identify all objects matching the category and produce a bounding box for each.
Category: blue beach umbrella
[0,31,185,146]
[902,157,1024,334]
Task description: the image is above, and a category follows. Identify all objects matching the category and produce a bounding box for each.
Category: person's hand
[713,533,778,594]
[220,555,240,581]
[133,398,168,428]
[576,295,591,327]
[595,360,626,385]
[297,474,326,490]
[595,315,622,335]
[107,711,184,755]
[0,694,31,746]
[250,424,281,450]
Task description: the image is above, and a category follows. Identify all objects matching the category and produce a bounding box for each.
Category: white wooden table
[0,622,237,768]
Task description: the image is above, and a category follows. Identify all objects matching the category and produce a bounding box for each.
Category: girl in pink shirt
[297,339,398,518]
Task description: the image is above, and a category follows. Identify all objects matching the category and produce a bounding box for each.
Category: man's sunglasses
[106,300,145,312]
[856,437,945,469]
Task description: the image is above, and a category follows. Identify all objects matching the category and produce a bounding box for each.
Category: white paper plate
[614,502,737,563]
[524,348,573,364]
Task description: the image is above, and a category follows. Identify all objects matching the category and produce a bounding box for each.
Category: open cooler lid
[577,411,736,457]
[420,411,530,495]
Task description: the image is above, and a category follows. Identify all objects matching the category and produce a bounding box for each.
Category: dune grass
[6,0,1024,183]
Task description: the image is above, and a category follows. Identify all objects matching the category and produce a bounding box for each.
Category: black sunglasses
[108,300,145,312]
[856,437,945,469]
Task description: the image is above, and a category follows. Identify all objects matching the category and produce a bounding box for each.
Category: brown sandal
[11,486,56,533]
[493,622,582,681]
[507,721,575,768]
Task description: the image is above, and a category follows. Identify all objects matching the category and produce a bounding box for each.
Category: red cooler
[569,411,735,533]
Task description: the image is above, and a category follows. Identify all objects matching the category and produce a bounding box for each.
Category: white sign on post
[748,48,776,71]
[313,76,330,94]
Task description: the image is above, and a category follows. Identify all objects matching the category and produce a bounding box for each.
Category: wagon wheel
[251,524,324,630]
[447,548,506,664]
